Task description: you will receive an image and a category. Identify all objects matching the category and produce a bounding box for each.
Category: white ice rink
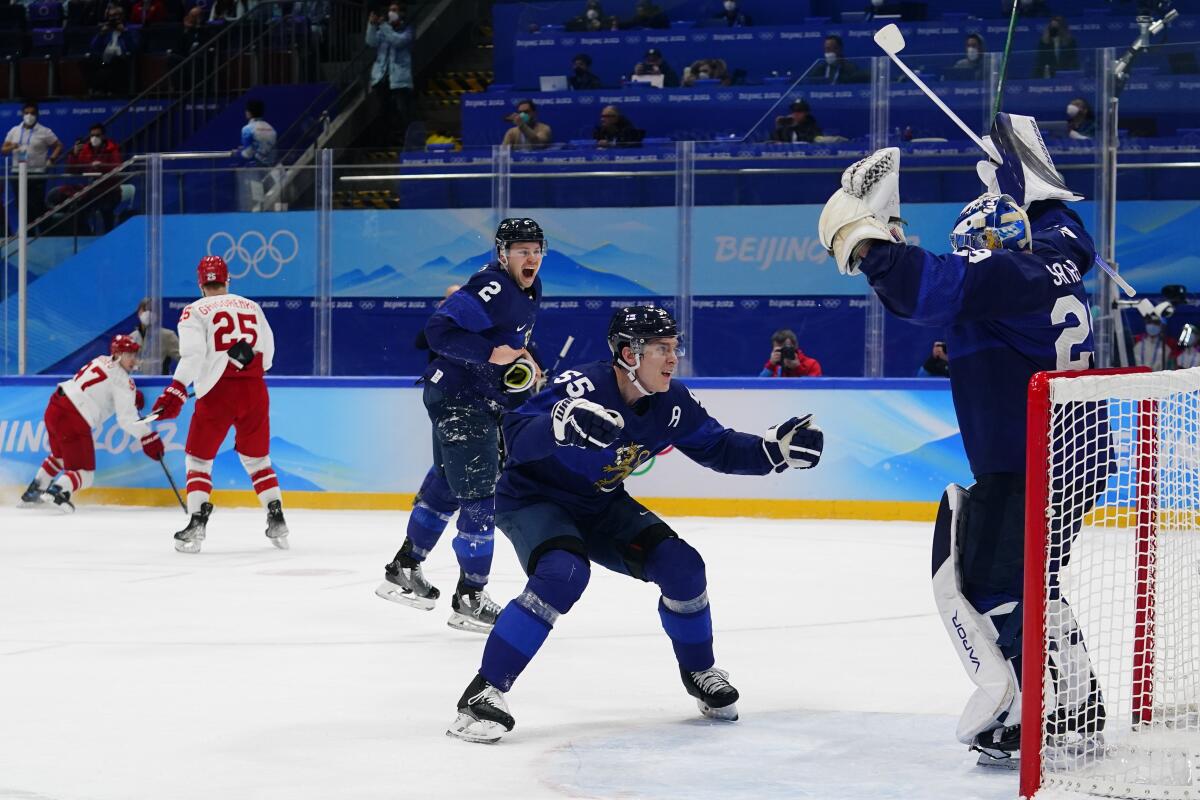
[0,505,1023,800]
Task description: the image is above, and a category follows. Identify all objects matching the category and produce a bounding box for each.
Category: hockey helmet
[607,305,683,361]
[110,334,141,356]
[197,255,229,286]
[950,193,1031,253]
[495,218,546,255]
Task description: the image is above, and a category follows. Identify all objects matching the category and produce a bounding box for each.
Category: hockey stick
[548,335,575,375]
[992,1,1020,119]
[161,458,186,512]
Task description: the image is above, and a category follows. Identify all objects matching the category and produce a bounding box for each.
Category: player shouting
[150,255,288,554]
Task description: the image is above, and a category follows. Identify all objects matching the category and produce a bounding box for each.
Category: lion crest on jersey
[595,443,653,493]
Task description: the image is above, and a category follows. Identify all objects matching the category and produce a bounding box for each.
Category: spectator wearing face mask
[809,35,866,85]
[713,0,751,27]
[2,102,61,227]
[951,33,985,80]
[772,99,821,143]
[76,123,122,232]
[1133,312,1173,371]
[566,0,618,32]
[682,58,729,86]
[1066,97,1095,139]
[1033,16,1079,78]
[129,298,182,375]
[568,53,602,90]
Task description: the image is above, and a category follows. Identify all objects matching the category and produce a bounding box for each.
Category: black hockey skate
[446,673,515,744]
[374,540,440,610]
[680,666,740,721]
[174,502,212,554]
[447,579,502,634]
[43,484,74,514]
[972,724,1021,769]
[18,480,43,506]
[265,500,289,550]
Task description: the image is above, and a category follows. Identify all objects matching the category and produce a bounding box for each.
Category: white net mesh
[1036,367,1200,799]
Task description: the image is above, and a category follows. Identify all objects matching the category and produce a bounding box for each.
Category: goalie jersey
[497,360,775,516]
[857,200,1096,476]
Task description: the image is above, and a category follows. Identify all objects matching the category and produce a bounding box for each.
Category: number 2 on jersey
[212,311,258,351]
[1051,295,1093,370]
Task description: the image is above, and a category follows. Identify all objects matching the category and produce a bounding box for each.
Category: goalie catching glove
[818,147,907,276]
[976,113,1082,209]
[552,397,625,450]
[763,414,823,472]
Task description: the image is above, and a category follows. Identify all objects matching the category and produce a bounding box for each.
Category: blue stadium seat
[28,0,63,27]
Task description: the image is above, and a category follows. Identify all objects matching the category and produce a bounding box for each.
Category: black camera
[778,345,797,362]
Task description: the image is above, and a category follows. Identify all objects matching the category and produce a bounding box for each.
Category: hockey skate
[446,674,515,744]
[43,484,74,514]
[174,502,212,554]
[374,541,440,610]
[18,480,43,507]
[265,500,289,550]
[680,666,740,721]
[972,725,1020,769]
[447,582,502,634]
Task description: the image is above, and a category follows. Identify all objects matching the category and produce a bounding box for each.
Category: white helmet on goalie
[949,193,1031,253]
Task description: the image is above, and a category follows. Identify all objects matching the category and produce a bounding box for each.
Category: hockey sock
[185,455,214,515]
[53,468,93,494]
[36,456,63,487]
[239,453,281,509]
[645,538,715,672]
[452,496,495,589]
[479,550,589,691]
[401,467,458,562]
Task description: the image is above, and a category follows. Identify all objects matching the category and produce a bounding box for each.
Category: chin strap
[617,353,652,397]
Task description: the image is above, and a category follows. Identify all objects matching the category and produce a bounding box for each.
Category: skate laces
[470,683,507,712]
[692,668,732,694]
[472,589,501,617]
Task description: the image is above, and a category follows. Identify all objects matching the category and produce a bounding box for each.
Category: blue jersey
[424,261,541,408]
[858,200,1096,476]
[497,360,774,515]
[239,118,277,166]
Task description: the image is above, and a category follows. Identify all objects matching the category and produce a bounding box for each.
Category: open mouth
[522,267,536,282]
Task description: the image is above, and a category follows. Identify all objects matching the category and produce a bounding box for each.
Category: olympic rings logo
[206,230,299,279]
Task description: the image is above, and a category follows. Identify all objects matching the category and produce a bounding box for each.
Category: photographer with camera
[759,329,822,377]
[918,340,950,378]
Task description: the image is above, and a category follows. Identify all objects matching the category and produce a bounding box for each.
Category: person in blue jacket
[366,2,413,145]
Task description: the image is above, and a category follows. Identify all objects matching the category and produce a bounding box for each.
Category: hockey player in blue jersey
[817,113,1105,765]
[444,305,825,743]
[375,218,545,633]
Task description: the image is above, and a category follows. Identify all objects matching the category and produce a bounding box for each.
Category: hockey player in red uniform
[19,335,164,512]
[150,255,289,553]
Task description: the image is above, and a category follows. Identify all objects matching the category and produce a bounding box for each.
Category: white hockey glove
[552,397,625,449]
[762,414,824,472]
[976,113,1082,209]
[818,148,907,276]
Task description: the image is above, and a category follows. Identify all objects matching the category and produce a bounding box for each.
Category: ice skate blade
[698,700,739,721]
[374,581,436,611]
[446,611,494,634]
[51,500,75,515]
[446,713,507,744]
[974,750,1019,770]
[175,538,203,554]
[269,534,290,550]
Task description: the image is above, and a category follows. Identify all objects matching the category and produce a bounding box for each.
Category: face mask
[386,10,399,22]
[586,8,598,18]
[518,111,531,124]
[22,113,35,126]
[1066,103,1080,118]
[138,310,150,326]
[871,0,884,6]
[90,135,102,147]
[966,47,980,61]
[723,1,736,11]
[698,70,711,79]
[1146,323,1162,336]
[824,52,838,65]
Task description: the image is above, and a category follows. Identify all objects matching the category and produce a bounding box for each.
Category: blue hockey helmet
[949,193,1031,253]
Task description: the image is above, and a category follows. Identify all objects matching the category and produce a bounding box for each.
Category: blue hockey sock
[645,537,715,672]
[452,497,495,588]
[400,467,458,562]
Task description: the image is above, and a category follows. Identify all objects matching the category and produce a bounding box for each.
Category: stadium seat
[28,0,63,27]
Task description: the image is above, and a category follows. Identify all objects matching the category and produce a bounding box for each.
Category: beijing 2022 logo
[206,230,299,279]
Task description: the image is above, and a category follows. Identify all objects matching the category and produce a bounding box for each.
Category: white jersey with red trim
[172,293,276,399]
[57,356,151,437]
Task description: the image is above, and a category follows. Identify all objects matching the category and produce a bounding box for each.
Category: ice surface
[0,505,1021,800]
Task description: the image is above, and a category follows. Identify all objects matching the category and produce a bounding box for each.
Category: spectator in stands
[759,329,822,377]
[1176,325,1200,369]
[633,48,679,87]
[89,6,134,96]
[1066,97,1095,139]
[950,33,985,80]
[772,99,821,143]
[812,35,866,85]
[76,122,122,232]
[622,0,668,30]
[177,6,209,56]
[130,298,181,374]
[129,0,166,25]
[566,0,619,32]
[593,105,643,147]
[681,58,729,87]
[569,53,602,90]
[918,341,950,378]
[501,99,553,149]
[235,98,277,211]
[1133,310,1172,371]
[1033,16,1079,78]
[3,102,62,227]
[713,0,751,27]
[366,2,414,147]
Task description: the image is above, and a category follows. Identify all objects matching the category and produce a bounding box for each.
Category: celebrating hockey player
[149,255,288,554]
[446,306,824,743]
[375,218,545,633]
[816,114,1105,764]
[19,335,164,512]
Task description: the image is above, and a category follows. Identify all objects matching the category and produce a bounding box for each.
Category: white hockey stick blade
[139,412,161,423]
[1095,255,1137,298]
[558,335,575,359]
[874,26,991,155]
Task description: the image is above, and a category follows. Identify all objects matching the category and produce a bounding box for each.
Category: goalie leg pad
[1045,597,1107,739]
[932,483,1021,744]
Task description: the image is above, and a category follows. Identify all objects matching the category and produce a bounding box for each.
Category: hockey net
[1021,366,1200,800]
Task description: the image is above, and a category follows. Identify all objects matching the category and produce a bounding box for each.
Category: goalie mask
[950,193,1031,253]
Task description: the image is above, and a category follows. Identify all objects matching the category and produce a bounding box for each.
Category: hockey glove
[763,414,824,472]
[818,148,907,276]
[151,380,188,421]
[227,340,256,369]
[976,113,1082,209]
[134,389,145,411]
[552,397,624,450]
[140,432,165,461]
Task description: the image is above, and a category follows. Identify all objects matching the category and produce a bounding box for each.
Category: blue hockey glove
[552,397,624,449]
[763,414,823,472]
